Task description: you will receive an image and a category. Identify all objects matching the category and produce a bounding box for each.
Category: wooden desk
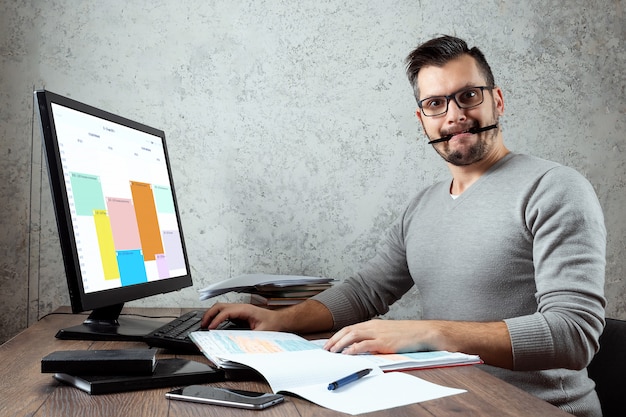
[0,307,571,417]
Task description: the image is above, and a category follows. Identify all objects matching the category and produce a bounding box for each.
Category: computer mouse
[216,319,251,330]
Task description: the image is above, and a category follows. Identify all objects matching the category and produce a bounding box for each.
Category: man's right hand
[200,299,334,334]
[201,302,281,331]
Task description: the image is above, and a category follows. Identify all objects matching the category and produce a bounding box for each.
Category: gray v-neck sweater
[314,153,606,417]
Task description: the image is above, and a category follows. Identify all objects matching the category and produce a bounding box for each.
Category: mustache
[428,123,499,145]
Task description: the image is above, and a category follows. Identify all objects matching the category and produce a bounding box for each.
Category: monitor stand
[55,303,163,342]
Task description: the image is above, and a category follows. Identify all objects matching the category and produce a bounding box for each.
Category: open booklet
[189,330,481,371]
[188,330,478,414]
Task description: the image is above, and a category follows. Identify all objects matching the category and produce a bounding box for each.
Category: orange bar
[130,181,164,261]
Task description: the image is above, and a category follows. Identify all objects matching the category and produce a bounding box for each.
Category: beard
[429,115,500,167]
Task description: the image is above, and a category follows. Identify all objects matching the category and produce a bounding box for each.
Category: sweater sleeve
[312,212,416,330]
[504,166,606,371]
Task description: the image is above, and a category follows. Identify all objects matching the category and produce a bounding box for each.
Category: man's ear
[493,87,505,116]
[415,109,427,136]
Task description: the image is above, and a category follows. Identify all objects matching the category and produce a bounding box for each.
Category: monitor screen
[35,89,193,341]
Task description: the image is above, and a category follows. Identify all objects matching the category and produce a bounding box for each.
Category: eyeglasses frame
[418,86,495,117]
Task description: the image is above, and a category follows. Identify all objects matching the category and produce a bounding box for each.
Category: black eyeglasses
[418,86,494,117]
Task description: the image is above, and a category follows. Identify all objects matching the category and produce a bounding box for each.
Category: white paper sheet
[292,371,466,415]
[219,349,466,415]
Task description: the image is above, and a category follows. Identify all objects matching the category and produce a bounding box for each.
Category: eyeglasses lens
[420,87,486,117]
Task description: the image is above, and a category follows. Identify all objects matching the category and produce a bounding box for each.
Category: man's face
[415,54,504,166]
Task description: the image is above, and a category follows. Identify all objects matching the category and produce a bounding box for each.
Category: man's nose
[445,98,466,122]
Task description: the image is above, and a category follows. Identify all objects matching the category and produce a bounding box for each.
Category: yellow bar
[93,210,120,280]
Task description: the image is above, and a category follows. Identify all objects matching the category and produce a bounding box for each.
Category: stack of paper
[363,350,482,371]
[249,282,333,308]
[198,274,335,300]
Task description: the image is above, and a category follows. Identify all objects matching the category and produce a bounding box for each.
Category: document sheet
[219,349,466,415]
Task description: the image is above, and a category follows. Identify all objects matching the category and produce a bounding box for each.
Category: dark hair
[405,35,495,102]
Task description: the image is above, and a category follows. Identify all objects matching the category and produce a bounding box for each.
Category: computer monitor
[35,89,193,341]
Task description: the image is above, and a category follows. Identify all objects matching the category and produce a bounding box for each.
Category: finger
[343,339,379,355]
[325,328,362,353]
[202,303,234,329]
[323,327,348,351]
[200,304,221,328]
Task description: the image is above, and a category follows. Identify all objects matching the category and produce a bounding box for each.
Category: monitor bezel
[35,89,193,315]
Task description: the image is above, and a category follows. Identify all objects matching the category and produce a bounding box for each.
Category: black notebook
[42,349,157,375]
[53,358,224,394]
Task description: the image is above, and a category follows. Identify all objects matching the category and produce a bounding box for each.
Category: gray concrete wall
[1,0,624,343]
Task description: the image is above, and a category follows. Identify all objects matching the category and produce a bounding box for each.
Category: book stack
[249,282,333,309]
[198,274,335,306]
[41,349,223,394]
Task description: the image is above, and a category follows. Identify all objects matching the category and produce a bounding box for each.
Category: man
[202,36,606,417]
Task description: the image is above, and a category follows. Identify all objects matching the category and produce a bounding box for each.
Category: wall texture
[1,0,624,343]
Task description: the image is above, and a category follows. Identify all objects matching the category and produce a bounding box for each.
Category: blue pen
[327,368,372,391]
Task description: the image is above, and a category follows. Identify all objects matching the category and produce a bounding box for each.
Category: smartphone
[166,385,284,410]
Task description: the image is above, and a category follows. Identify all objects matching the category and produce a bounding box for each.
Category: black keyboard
[144,310,204,353]
[143,310,250,353]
